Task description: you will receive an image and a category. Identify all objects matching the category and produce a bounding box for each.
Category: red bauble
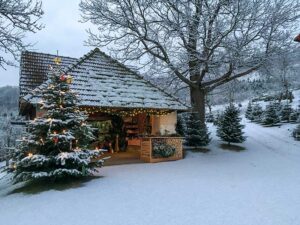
[60,74,66,81]
[53,137,59,144]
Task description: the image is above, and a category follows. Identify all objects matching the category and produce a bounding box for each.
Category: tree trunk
[190,86,206,125]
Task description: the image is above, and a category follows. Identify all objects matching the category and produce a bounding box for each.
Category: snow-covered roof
[21,48,188,111]
[19,51,77,97]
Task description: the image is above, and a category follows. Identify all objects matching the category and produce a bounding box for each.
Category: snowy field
[0,121,300,225]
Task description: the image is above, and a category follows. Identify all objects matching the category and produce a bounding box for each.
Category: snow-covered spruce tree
[11,64,105,183]
[293,124,300,141]
[251,104,264,123]
[206,113,215,123]
[289,111,299,123]
[175,114,185,136]
[262,102,280,126]
[186,113,211,147]
[245,102,253,120]
[280,103,293,122]
[213,111,223,126]
[217,104,246,145]
[273,102,283,117]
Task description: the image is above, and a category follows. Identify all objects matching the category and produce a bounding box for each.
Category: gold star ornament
[54,57,62,65]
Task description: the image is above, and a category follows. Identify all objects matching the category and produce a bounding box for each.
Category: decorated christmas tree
[280,102,293,122]
[217,104,246,145]
[245,102,253,120]
[10,61,106,183]
[262,102,280,126]
[186,113,211,147]
[251,103,264,123]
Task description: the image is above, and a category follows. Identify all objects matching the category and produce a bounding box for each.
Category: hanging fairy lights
[81,106,172,117]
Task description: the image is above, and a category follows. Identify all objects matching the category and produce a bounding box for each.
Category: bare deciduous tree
[0,0,43,68]
[80,0,300,123]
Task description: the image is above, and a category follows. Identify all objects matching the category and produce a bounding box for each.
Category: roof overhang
[294,34,300,42]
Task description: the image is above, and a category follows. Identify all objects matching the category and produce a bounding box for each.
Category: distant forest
[0,86,19,113]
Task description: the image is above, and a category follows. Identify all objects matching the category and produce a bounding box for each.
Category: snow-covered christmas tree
[280,102,293,122]
[251,103,264,123]
[186,113,211,147]
[175,114,185,136]
[245,102,253,120]
[293,124,300,141]
[262,102,280,126]
[10,62,106,183]
[217,104,246,145]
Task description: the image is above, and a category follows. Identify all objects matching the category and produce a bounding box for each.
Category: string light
[80,107,172,117]
[28,153,33,157]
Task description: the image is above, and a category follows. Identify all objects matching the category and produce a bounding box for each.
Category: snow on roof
[19,51,77,97]
[21,48,188,111]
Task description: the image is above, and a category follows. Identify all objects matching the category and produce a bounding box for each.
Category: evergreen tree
[186,113,211,147]
[245,102,253,120]
[217,104,246,145]
[10,63,106,183]
[213,111,223,126]
[251,104,264,123]
[262,102,280,126]
[206,113,215,123]
[293,124,300,141]
[289,110,299,123]
[175,114,185,136]
[280,102,292,122]
[273,101,283,117]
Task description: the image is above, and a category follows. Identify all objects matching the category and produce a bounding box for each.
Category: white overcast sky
[0,0,94,87]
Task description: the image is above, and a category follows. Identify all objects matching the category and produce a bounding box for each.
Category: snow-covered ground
[0,121,300,225]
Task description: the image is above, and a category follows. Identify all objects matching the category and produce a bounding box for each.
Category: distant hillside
[0,86,19,113]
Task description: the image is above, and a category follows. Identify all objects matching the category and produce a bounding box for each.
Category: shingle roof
[21,48,188,111]
[19,51,77,97]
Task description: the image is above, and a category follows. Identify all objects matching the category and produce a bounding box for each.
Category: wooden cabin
[19,48,188,163]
